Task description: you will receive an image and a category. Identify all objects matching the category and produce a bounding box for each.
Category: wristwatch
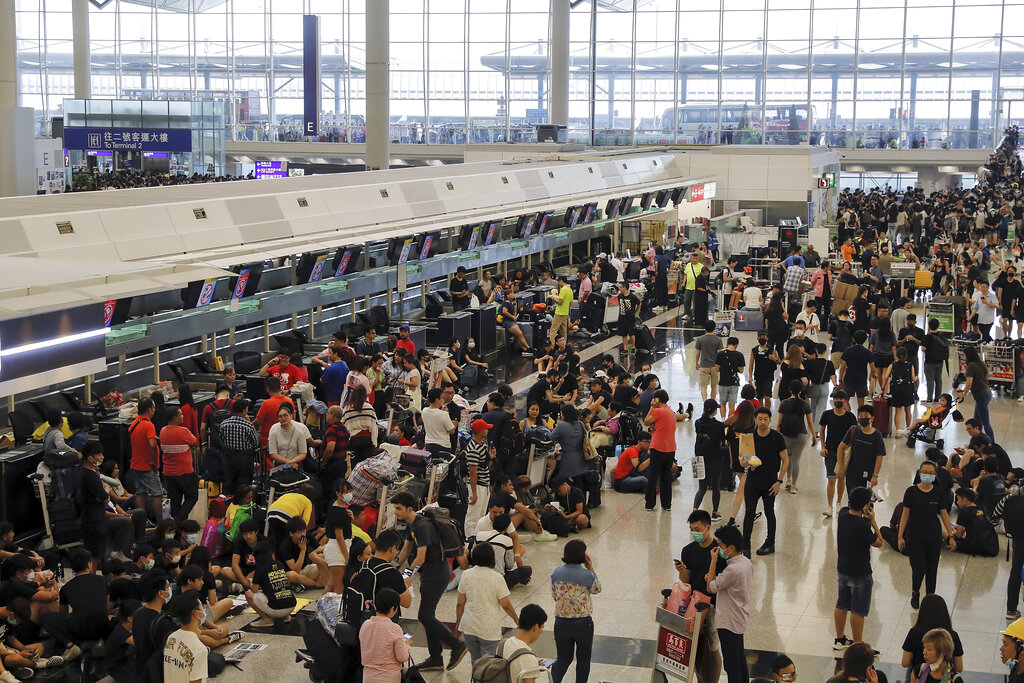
[776,478,784,484]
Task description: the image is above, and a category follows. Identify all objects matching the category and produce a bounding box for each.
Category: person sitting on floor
[949,488,999,557]
[475,513,533,589]
[613,431,651,493]
[245,540,297,629]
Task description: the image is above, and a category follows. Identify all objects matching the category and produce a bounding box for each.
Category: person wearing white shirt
[268,404,315,467]
[610,253,626,283]
[421,387,456,457]
[498,604,549,683]
[163,593,209,683]
[455,543,520,664]
[742,285,763,310]
[795,301,821,342]
[971,280,1000,341]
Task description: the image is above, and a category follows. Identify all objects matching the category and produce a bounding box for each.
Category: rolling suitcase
[872,396,891,436]
[400,448,432,477]
[636,325,656,354]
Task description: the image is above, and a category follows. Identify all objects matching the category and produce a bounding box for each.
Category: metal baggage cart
[953,337,982,380]
[747,257,778,284]
[983,342,1016,389]
[926,300,956,335]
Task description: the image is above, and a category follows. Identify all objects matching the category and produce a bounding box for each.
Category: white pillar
[72,0,92,99]
[550,0,570,127]
[366,0,390,171]
[0,0,15,108]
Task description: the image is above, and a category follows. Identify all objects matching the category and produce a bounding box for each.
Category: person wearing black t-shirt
[674,509,722,683]
[246,540,297,628]
[279,516,327,589]
[355,530,413,618]
[324,484,355,592]
[742,408,789,556]
[749,335,780,406]
[715,338,746,417]
[223,518,260,591]
[132,570,175,682]
[804,343,836,419]
[394,492,468,672]
[527,374,563,417]
[833,487,883,650]
[838,405,886,503]
[840,330,874,407]
[818,391,858,518]
[897,462,955,609]
[41,549,110,652]
[449,267,471,311]
[950,488,999,557]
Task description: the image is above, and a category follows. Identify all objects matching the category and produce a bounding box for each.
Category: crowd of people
[71,169,255,192]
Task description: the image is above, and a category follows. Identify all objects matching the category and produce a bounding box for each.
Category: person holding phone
[826,642,888,683]
[359,588,412,683]
[550,539,600,683]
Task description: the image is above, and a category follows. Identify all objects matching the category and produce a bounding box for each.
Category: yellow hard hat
[1002,618,1024,643]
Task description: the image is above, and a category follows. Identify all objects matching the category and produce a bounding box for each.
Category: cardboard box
[832,281,856,301]
[832,297,853,315]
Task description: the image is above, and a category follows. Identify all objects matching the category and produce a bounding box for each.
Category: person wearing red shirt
[128,397,162,521]
[253,376,296,453]
[643,389,687,511]
[160,407,199,521]
[176,383,199,439]
[259,351,305,392]
[200,387,232,447]
[395,325,415,356]
[614,432,652,493]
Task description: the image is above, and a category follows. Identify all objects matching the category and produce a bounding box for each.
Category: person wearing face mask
[915,628,964,683]
[1000,619,1024,683]
[323,479,354,593]
[706,524,752,683]
[898,462,955,610]
[750,334,780,408]
[77,442,114,560]
[818,391,858,518]
[833,487,883,651]
[674,510,723,683]
[997,265,1021,339]
[837,405,886,504]
[132,570,175,681]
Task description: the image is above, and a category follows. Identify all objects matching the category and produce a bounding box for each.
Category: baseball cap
[470,419,493,432]
[594,370,608,379]
[399,325,410,332]
[703,398,719,412]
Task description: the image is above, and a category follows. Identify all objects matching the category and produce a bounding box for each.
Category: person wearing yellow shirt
[548,275,574,344]
[681,253,702,321]
[266,488,314,555]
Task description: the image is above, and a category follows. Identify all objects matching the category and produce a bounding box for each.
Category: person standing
[819,390,858,518]
[897,462,955,609]
[776,380,815,494]
[682,253,702,321]
[742,408,789,556]
[971,280,999,341]
[643,389,686,512]
[994,490,1024,619]
[449,266,471,311]
[160,408,199,523]
[219,399,260,496]
[956,346,994,441]
[548,276,574,344]
[840,330,874,408]
[394,492,468,672]
[674,510,722,683]
[750,333,780,408]
[921,319,949,403]
[455,543,520,663]
[833,487,883,650]
[693,401,727,520]
[550,539,600,683]
[694,321,724,402]
[715,337,746,418]
[359,588,412,683]
[707,525,753,683]
[421,388,456,458]
[617,282,641,356]
[318,345,350,407]
[128,397,163,523]
[837,405,886,503]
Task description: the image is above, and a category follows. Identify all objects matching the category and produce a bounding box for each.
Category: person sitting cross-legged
[613,431,651,493]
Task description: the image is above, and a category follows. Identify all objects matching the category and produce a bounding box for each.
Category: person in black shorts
[749,333,779,407]
[618,283,641,356]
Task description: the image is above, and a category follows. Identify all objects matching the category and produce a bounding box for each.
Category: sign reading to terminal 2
[65,127,193,153]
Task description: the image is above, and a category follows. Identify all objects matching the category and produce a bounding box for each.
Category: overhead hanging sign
[688,182,717,202]
[64,127,193,152]
[303,14,321,137]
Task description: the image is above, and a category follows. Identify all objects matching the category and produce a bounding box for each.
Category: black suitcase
[49,498,80,546]
[370,305,390,334]
[534,319,551,350]
[636,325,656,354]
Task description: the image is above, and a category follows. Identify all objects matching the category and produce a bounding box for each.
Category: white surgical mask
[186,533,199,545]
[342,492,353,504]
[144,559,155,570]
[25,572,35,583]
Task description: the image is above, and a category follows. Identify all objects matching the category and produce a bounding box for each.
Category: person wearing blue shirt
[783,248,805,269]
[319,346,350,406]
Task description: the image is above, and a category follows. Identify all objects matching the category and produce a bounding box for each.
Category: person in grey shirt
[694,320,725,401]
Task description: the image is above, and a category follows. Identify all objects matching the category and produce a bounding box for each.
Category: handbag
[404,657,427,683]
[581,424,599,461]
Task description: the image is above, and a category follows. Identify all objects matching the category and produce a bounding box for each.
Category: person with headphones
[1000,619,1024,683]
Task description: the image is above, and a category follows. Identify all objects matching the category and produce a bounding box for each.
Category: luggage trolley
[983,342,1016,391]
[373,471,418,536]
[263,464,312,536]
[953,337,982,384]
[28,470,82,552]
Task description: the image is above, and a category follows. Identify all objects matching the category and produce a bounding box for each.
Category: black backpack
[144,612,181,683]
[496,417,525,463]
[616,411,644,446]
[421,507,465,559]
[208,402,232,450]
[341,561,398,629]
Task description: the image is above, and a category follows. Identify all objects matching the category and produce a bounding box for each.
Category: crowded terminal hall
[3,2,1024,683]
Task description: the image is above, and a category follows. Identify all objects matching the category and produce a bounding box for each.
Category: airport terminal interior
[3,1,1024,682]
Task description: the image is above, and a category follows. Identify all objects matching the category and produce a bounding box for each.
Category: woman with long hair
[776,379,815,493]
[341,384,378,464]
[550,404,587,484]
[322,479,352,593]
[890,347,919,434]
[521,401,555,431]
[826,642,887,683]
[868,319,895,396]
[957,345,993,439]
[724,399,756,528]
[851,287,871,335]
[176,383,199,439]
[778,344,808,401]
[901,595,964,674]
[764,295,789,357]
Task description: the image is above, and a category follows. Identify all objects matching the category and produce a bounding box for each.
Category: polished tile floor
[211,301,1017,683]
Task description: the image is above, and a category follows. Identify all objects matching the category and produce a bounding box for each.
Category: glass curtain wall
[13,0,1024,149]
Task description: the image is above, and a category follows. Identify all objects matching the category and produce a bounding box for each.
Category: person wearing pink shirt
[359,588,412,683]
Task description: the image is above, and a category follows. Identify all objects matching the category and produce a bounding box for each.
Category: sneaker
[418,657,445,672]
[534,531,558,542]
[522,349,534,357]
[788,485,798,494]
[230,583,243,594]
[823,507,833,517]
[871,490,884,503]
[110,551,132,563]
[754,511,763,522]
[833,636,854,651]
[35,657,63,669]
[1018,397,1024,403]
[10,668,32,680]
[1008,610,1022,620]
[447,642,469,670]
[726,518,738,528]
[645,506,656,512]
[911,592,920,609]
[711,512,723,522]
[250,618,276,629]
[0,671,17,683]
[756,543,775,556]
[290,584,305,594]
[227,631,244,643]
[62,644,81,661]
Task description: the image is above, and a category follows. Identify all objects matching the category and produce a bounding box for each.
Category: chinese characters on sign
[64,127,193,152]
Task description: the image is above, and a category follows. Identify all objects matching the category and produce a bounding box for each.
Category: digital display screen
[484,220,501,246]
[537,210,554,235]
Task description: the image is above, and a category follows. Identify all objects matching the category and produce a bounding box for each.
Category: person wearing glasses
[769,654,797,683]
